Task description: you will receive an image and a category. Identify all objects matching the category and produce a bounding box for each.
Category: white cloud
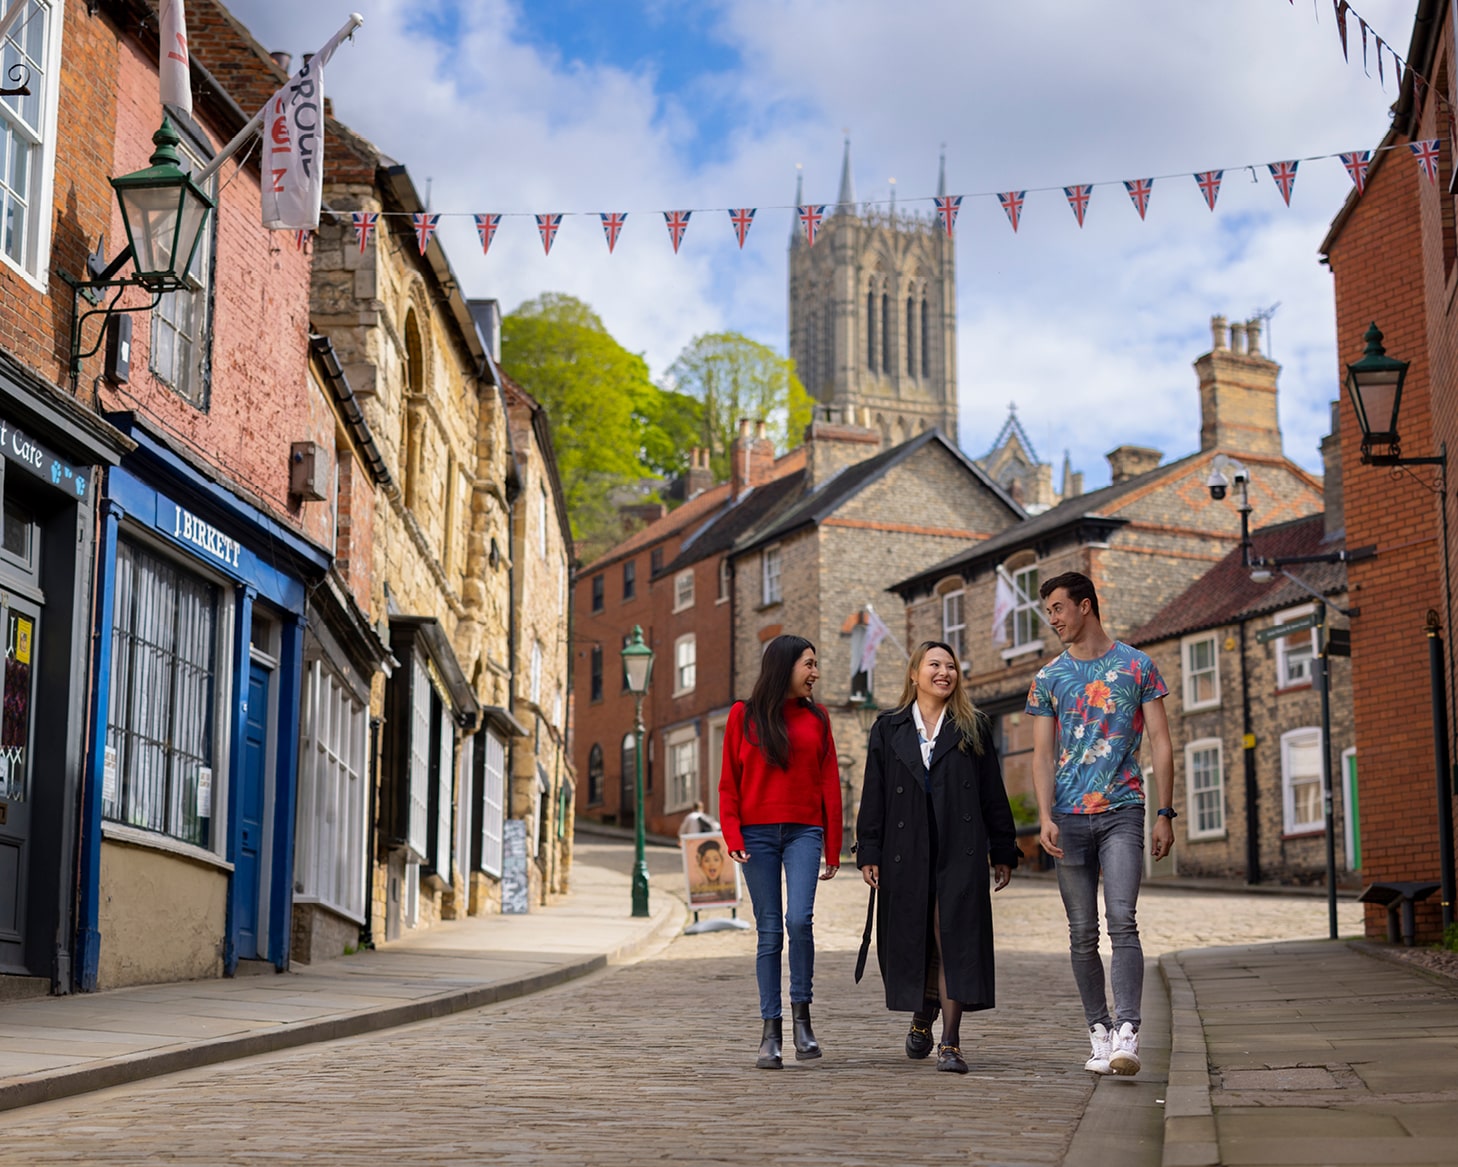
[218,0,1420,485]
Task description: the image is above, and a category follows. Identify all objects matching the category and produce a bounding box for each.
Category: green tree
[664,332,812,480]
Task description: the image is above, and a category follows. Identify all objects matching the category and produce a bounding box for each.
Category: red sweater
[719,699,843,865]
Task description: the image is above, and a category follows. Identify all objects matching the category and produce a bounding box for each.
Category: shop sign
[162,500,243,569]
[0,417,88,498]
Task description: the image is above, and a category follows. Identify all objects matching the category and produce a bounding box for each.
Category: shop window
[1185,738,1225,839]
[104,540,223,848]
[0,0,63,284]
[1281,727,1324,834]
[1182,633,1220,710]
[294,659,368,919]
[150,126,218,408]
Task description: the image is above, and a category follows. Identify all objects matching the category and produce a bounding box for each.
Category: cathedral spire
[937,145,947,198]
[836,136,855,214]
[791,163,804,243]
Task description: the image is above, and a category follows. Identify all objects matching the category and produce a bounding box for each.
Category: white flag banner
[856,606,893,676]
[158,0,192,117]
[260,20,355,230]
[991,571,1017,646]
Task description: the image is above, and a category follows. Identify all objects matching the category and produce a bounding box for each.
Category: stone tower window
[880,290,890,375]
[921,291,931,380]
[402,310,424,510]
[906,295,916,378]
[866,288,875,371]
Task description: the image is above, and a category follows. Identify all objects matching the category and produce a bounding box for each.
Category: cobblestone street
[0,848,1362,1166]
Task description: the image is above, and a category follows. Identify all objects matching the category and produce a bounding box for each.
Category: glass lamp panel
[1351,372,1400,439]
[120,184,186,278]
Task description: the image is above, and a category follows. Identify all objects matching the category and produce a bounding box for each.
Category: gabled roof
[1127,513,1346,646]
[661,470,808,574]
[733,428,1023,558]
[983,405,1041,465]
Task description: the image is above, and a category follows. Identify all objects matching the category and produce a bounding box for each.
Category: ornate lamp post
[622,626,655,917]
[1346,322,1454,930]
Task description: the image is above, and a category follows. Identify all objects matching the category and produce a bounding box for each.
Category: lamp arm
[65,280,163,385]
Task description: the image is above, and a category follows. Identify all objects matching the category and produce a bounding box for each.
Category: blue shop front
[77,416,328,990]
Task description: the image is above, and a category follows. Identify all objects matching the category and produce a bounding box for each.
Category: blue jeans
[739,823,824,1019]
[1054,806,1145,1030]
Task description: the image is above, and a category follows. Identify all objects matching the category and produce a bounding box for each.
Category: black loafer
[906,1019,934,1060]
[936,1043,968,1074]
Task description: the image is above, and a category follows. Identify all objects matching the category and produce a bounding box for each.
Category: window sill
[671,687,696,699]
[1282,827,1325,840]
[663,800,697,815]
[757,600,783,612]
[1001,639,1044,661]
[672,602,695,615]
[1183,700,1221,714]
[1186,830,1227,842]
[101,821,233,873]
[1276,682,1314,694]
[716,596,729,606]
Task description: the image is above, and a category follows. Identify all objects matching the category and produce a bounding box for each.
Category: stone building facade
[788,142,958,443]
[1128,511,1357,887]
[892,317,1326,870]
[502,374,575,904]
[1320,0,1458,941]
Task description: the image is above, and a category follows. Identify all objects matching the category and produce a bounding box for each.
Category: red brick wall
[96,36,328,549]
[1326,125,1446,940]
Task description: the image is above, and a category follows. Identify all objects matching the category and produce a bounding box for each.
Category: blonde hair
[894,640,987,754]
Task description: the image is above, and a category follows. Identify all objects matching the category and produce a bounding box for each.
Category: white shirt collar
[912,703,945,768]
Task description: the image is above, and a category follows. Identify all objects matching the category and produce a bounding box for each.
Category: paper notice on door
[103,746,118,806]
[197,767,212,818]
[14,617,30,665]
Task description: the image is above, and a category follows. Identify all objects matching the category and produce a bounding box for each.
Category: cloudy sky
[220,0,1421,488]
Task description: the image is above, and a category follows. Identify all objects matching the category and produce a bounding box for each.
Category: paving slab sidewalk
[1160,938,1458,1167]
[0,855,682,1113]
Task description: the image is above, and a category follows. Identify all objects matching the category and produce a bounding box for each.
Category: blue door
[237,663,270,959]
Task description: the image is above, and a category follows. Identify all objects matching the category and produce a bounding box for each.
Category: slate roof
[1126,513,1347,646]
[660,470,808,574]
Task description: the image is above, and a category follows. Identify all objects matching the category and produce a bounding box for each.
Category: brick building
[1319,0,1458,941]
[892,317,1325,870]
[1127,509,1356,887]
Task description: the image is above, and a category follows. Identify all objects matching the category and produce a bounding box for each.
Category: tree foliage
[665,332,812,481]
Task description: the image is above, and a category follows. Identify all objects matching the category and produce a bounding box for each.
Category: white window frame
[762,545,782,605]
[673,633,697,696]
[149,127,218,407]
[717,558,731,604]
[673,569,695,612]
[0,0,63,290]
[1281,726,1324,835]
[433,702,454,881]
[1274,604,1318,690]
[1184,737,1225,840]
[530,639,543,705]
[942,588,966,661]
[293,658,369,922]
[478,728,506,876]
[1182,632,1221,711]
[1001,564,1043,659]
[664,725,699,814]
[407,653,431,856]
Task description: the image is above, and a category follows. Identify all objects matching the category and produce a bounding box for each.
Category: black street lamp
[621,625,655,918]
[1345,323,1455,931]
[61,118,216,383]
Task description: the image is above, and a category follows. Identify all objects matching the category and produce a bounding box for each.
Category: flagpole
[194,12,363,185]
[994,563,1055,631]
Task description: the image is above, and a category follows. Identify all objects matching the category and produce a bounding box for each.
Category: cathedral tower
[788,141,959,447]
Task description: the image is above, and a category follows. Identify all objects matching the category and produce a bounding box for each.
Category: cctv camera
[1207,467,1229,501]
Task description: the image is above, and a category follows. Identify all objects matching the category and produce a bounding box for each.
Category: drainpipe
[358,714,381,950]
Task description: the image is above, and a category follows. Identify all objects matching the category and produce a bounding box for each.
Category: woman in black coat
[855,640,1018,1073]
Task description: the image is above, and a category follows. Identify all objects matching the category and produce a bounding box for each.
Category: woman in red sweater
[720,634,842,1070]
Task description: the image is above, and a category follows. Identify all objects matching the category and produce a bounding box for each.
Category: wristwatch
[1156,807,1178,820]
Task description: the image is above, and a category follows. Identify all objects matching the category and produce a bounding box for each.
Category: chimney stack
[1194,313,1283,457]
[685,447,714,499]
[1106,445,1164,483]
[731,418,776,499]
[1320,400,1344,540]
[803,411,881,488]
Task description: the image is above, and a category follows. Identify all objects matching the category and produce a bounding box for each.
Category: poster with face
[681,831,740,908]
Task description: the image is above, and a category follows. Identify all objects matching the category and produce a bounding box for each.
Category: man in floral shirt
[1027,571,1173,1078]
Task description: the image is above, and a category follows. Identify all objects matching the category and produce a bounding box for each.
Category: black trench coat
[854,707,1019,1013]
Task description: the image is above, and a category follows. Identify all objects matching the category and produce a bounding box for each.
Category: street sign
[1256,613,1320,644]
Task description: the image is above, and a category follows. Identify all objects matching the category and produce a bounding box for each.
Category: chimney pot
[1246,318,1263,356]
[1230,321,1247,355]
[1211,315,1228,351]
[754,419,767,441]
[270,51,292,73]
[738,418,752,439]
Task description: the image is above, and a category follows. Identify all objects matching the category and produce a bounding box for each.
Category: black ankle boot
[791,1001,821,1060]
[756,1018,783,1069]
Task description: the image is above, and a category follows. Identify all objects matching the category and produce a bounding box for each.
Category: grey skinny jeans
[1053,805,1145,1031]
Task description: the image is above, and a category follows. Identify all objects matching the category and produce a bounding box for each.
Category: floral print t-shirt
[1025,641,1168,815]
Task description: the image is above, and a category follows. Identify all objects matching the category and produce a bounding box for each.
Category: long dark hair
[745,635,828,769]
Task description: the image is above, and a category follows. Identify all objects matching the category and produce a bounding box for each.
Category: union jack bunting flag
[664,210,691,253]
[1064,184,1092,227]
[798,204,826,245]
[1124,178,1153,220]
[536,213,563,255]
[998,191,1025,233]
[1334,0,1349,62]
[351,211,378,254]
[1268,161,1299,207]
[1340,150,1371,195]
[1194,170,1224,211]
[295,229,310,251]
[600,212,628,253]
[1376,36,1385,86]
[934,195,962,238]
[728,207,756,248]
[474,213,502,254]
[412,213,440,255]
[1411,139,1441,184]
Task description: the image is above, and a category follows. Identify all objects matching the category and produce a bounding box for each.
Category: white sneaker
[1108,1022,1141,1075]
[1083,1023,1112,1073]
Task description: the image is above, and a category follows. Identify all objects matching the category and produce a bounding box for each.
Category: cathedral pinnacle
[791,163,804,243]
[937,145,947,198]
[836,136,855,215]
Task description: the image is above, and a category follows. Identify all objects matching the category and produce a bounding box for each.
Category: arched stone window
[866,284,877,371]
[402,309,425,509]
[921,291,931,379]
[881,291,891,375]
